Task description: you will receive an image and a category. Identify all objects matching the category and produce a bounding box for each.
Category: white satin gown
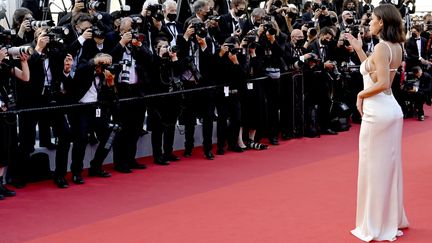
[350,42,409,242]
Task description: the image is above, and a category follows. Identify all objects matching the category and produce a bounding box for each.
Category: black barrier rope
[0,71,298,115]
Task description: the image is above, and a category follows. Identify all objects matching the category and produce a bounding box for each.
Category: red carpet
[1,107,432,243]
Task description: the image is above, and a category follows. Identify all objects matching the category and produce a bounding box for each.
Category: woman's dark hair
[12,8,33,30]
[373,4,405,43]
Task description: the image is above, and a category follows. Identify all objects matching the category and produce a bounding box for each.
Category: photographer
[0,42,30,195]
[215,36,247,154]
[67,53,116,184]
[254,14,286,145]
[216,0,248,45]
[16,27,72,188]
[110,17,152,172]
[63,13,96,67]
[405,25,429,71]
[177,18,216,160]
[12,8,36,46]
[163,0,183,47]
[58,0,113,31]
[305,26,339,135]
[409,66,432,121]
[147,37,182,165]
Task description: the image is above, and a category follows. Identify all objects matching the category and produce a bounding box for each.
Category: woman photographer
[12,7,35,46]
[0,44,30,199]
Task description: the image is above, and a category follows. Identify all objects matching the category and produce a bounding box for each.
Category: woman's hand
[356,94,364,117]
[344,32,363,52]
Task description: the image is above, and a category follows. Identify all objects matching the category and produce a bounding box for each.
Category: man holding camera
[110,17,152,172]
[216,0,248,45]
[306,26,339,135]
[178,17,216,160]
[410,66,432,121]
[147,37,182,165]
[67,53,116,184]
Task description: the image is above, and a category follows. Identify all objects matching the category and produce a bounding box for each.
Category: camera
[262,16,277,35]
[192,22,208,38]
[224,43,242,55]
[0,30,16,45]
[147,4,164,21]
[30,19,55,28]
[7,46,34,59]
[87,0,106,11]
[90,26,105,39]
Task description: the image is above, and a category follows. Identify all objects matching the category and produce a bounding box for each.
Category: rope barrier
[0,71,299,115]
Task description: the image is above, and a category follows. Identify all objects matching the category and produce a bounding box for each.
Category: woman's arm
[358,43,391,99]
[12,54,30,82]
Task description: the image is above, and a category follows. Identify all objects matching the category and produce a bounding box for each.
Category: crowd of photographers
[0,0,431,198]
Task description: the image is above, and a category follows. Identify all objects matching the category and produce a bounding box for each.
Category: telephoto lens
[7,46,34,59]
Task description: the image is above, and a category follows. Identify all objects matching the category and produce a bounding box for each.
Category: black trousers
[113,84,146,169]
[0,114,18,168]
[262,78,280,140]
[279,74,294,137]
[216,94,241,149]
[181,91,214,153]
[69,107,110,175]
[17,110,71,178]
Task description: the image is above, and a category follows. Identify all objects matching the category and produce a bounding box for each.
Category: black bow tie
[166,22,176,26]
[415,38,420,40]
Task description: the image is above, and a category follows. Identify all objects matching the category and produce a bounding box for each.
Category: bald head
[291,29,303,43]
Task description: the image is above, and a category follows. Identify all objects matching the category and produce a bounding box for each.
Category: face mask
[412,33,418,38]
[295,39,305,47]
[345,18,354,25]
[202,11,210,21]
[167,13,177,22]
[254,21,261,27]
[347,6,355,11]
[236,9,245,17]
[321,39,330,45]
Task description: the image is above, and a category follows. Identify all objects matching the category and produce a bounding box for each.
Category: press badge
[224,86,229,97]
[247,83,253,90]
[96,108,101,118]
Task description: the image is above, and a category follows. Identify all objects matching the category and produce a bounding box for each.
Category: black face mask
[254,21,261,27]
[412,33,418,38]
[345,18,354,25]
[202,11,210,21]
[347,6,355,11]
[295,39,305,48]
[321,39,331,45]
[236,9,245,17]
[167,13,177,22]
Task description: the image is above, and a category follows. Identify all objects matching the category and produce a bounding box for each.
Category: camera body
[147,4,164,21]
[262,16,277,35]
[192,22,208,38]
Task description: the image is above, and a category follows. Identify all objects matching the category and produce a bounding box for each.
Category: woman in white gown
[345,4,409,242]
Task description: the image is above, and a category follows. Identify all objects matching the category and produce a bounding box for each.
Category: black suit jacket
[405,37,428,67]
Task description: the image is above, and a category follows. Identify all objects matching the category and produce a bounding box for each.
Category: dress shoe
[323,128,338,135]
[114,166,133,173]
[154,157,170,166]
[0,184,16,197]
[72,174,85,184]
[204,151,215,160]
[163,153,180,162]
[227,146,245,152]
[130,162,147,169]
[183,149,192,157]
[418,115,425,121]
[216,148,225,155]
[269,138,279,145]
[89,168,112,177]
[54,176,69,188]
[0,194,4,200]
[40,142,57,150]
